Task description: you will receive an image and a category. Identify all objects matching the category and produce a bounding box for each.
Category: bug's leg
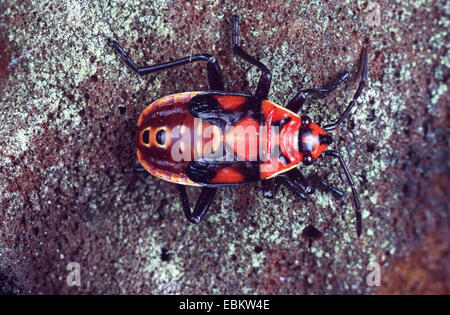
[278,173,310,201]
[177,185,218,223]
[323,48,368,131]
[285,168,344,198]
[324,150,362,237]
[286,71,350,113]
[232,15,271,100]
[285,168,314,195]
[308,174,344,198]
[261,178,281,199]
[109,41,225,91]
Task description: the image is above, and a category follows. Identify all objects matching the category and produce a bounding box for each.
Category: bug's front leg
[286,72,350,113]
[307,174,344,198]
[262,167,315,200]
[261,178,280,199]
[177,185,217,223]
[277,168,345,201]
[277,172,311,201]
[285,168,314,195]
[323,48,368,131]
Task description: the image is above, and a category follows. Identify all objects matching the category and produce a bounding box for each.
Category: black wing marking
[186,158,260,186]
[187,93,261,130]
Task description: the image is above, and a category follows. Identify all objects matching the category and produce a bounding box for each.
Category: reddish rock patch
[0,35,10,90]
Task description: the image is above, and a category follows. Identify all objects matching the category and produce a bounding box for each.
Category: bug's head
[298,116,333,165]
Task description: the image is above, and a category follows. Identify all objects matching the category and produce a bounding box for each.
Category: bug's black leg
[261,178,281,199]
[109,41,225,91]
[278,174,310,201]
[308,174,344,198]
[177,185,217,223]
[286,71,350,113]
[325,150,362,237]
[232,15,272,100]
[285,168,314,195]
[323,48,368,131]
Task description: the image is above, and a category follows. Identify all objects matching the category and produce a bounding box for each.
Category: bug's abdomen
[138,92,201,185]
[136,92,262,186]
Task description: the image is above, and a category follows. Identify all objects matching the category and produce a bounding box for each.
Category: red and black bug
[110,15,368,236]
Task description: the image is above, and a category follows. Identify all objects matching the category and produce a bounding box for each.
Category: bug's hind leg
[177,185,217,223]
[109,41,225,91]
[232,15,271,100]
[286,71,350,113]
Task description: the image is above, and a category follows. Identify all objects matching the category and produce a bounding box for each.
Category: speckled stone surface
[0,0,448,294]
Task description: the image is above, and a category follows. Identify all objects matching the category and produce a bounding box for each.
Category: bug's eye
[156,129,166,146]
[142,129,150,145]
[303,154,313,165]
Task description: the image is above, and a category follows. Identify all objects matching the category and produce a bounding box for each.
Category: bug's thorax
[260,101,332,179]
[296,117,332,165]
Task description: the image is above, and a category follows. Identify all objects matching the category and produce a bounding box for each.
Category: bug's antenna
[325,150,362,237]
[323,48,368,132]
